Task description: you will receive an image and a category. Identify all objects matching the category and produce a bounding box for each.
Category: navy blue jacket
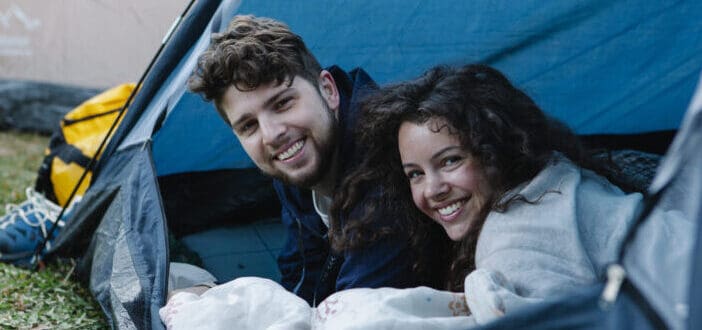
[273,66,421,305]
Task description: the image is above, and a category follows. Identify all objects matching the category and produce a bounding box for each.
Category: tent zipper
[600,263,626,308]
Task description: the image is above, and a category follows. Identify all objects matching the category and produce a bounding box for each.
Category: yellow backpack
[35,83,135,206]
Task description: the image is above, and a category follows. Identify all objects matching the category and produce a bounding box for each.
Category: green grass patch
[0,131,48,206]
[0,130,107,329]
[0,262,106,329]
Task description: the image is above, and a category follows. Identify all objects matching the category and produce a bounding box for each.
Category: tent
[475,71,702,330]
[40,0,701,328]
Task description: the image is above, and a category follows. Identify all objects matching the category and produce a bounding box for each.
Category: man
[184,15,429,305]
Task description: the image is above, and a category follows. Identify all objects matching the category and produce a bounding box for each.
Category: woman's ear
[318,70,340,115]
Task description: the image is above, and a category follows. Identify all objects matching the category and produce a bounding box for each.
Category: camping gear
[29,0,701,328]
[35,83,136,207]
[0,80,100,135]
[0,83,133,265]
[0,188,63,266]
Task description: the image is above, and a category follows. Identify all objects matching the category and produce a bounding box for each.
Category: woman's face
[398,119,493,241]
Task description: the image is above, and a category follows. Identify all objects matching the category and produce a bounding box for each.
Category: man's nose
[260,117,286,146]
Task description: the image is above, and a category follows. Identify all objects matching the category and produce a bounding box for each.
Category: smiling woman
[327,63,685,323]
[398,119,493,242]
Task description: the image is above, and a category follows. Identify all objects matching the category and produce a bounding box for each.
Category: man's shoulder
[326,65,378,98]
[272,180,314,214]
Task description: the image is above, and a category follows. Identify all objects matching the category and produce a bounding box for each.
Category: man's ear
[318,70,340,114]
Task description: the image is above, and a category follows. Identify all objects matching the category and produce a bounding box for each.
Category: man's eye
[275,97,293,110]
[238,121,257,134]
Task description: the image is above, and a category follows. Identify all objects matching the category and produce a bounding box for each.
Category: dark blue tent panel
[238,0,702,134]
[181,217,284,283]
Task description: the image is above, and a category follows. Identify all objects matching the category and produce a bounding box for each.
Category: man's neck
[311,150,339,198]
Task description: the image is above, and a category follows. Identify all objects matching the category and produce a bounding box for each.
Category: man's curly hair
[189,15,323,120]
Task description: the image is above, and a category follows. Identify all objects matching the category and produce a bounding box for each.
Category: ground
[0,130,106,329]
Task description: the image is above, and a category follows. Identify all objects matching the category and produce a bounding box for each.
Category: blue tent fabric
[152,91,253,176]
[474,282,665,330]
[129,0,702,177]
[237,0,702,134]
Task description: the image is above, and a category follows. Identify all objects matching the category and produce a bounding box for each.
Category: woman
[330,63,644,321]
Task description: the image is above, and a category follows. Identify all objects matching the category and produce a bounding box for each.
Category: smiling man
[185,15,428,305]
[221,74,339,195]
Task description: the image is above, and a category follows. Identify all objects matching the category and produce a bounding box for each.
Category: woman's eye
[442,156,463,167]
[406,170,423,180]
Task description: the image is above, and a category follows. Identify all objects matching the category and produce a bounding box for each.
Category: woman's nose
[425,174,450,200]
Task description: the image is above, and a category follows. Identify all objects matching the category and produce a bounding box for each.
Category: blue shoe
[0,188,72,264]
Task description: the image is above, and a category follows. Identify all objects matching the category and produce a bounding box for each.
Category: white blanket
[159,272,524,329]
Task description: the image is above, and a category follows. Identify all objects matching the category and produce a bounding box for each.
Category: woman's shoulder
[484,152,642,237]
[498,152,582,205]
[523,152,642,199]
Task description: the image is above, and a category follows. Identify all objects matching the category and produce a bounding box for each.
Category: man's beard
[274,105,339,190]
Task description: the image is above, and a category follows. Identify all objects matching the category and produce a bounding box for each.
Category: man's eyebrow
[231,113,252,130]
[230,87,295,129]
[262,87,294,109]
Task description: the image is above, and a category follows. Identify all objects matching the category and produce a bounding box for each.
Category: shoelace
[1,187,63,249]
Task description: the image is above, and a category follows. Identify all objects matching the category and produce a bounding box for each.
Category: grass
[0,131,48,206]
[0,130,107,329]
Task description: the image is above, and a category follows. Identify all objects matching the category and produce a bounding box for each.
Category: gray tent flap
[627,72,702,328]
[82,144,168,330]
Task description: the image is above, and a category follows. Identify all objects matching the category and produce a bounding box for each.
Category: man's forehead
[223,80,293,115]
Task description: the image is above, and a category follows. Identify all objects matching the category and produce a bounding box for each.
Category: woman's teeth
[438,200,463,216]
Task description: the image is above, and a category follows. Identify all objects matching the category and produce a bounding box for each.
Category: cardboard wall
[0,1,185,88]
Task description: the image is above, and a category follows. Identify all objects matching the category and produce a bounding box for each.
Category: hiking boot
[0,187,76,264]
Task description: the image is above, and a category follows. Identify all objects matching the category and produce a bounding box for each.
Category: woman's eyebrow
[431,146,462,161]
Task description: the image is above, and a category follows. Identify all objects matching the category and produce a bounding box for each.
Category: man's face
[220,71,340,189]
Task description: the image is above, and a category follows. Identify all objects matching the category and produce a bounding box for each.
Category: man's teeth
[438,201,463,216]
[277,140,304,160]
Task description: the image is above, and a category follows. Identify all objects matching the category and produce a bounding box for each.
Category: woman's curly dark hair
[330,64,605,291]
